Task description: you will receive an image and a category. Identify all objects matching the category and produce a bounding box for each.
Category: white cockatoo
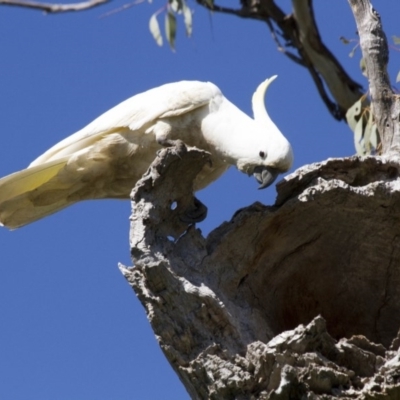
[0,76,293,229]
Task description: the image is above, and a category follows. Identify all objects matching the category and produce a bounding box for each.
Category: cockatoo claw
[179,197,208,224]
[157,138,187,159]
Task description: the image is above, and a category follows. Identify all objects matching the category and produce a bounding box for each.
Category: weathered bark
[348,0,400,156]
[122,144,400,398]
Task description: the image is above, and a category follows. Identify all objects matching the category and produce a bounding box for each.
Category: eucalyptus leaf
[169,0,183,13]
[393,35,400,45]
[360,58,367,77]
[346,98,362,131]
[165,10,177,50]
[354,115,365,156]
[363,110,373,154]
[149,12,163,46]
[370,123,379,150]
[183,3,192,37]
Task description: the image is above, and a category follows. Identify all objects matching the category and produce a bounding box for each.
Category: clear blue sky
[0,1,399,399]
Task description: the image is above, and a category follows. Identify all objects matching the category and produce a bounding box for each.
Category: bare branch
[292,0,363,118]
[348,0,400,156]
[264,16,306,66]
[195,0,261,20]
[197,0,364,121]
[0,0,110,13]
[99,0,144,19]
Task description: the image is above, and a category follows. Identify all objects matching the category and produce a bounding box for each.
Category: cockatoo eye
[259,151,266,159]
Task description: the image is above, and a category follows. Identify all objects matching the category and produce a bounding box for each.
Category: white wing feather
[30,81,218,167]
[0,81,224,228]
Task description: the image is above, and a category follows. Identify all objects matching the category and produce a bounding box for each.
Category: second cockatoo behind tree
[0,76,293,229]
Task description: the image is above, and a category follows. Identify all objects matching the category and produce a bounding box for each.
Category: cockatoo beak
[253,166,279,189]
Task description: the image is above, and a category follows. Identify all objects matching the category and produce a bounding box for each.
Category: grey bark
[348,0,400,156]
[122,146,400,399]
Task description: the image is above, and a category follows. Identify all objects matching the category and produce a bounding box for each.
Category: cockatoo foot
[157,138,187,158]
[180,196,207,224]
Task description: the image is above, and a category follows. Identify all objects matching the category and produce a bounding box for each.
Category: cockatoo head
[246,75,293,189]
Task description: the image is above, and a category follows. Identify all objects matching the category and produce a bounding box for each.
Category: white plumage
[0,76,293,229]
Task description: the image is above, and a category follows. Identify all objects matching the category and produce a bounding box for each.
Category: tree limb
[348,0,400,156]
[197,0,364,121]
[195,0,261,20]
[0,0,110,13]
[291,0,363,118]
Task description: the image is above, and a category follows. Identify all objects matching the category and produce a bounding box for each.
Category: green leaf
[360,57,367,77]
[393,35,400,45]
[182,2,192,37]
[203,0,213,9]
[149,12,163,46]
[165,10,177,50]
[169,0,183,13]
[370,123,379,150]
[396,71,400,83]
[363,109,373,153]
[345,96,381,155]
[354,115,365,156]
[346,98,362,131]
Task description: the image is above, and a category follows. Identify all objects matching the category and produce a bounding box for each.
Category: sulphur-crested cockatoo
[0,76,293,229]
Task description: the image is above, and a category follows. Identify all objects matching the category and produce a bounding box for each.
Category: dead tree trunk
[122,147,400,399]
[121,1,400,398]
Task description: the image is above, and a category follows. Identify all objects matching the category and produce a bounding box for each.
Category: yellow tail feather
[0,158,69,229]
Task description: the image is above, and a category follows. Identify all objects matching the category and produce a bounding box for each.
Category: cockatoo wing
[29,81,217,166]
[0,157,70,228]
[0,158,68,200]
[0,81,219,229]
